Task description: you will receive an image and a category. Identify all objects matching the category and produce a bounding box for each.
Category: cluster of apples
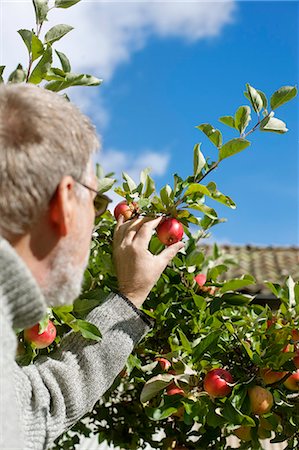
[259,321,299,391]
[155,322,299,443]
[114,200,184,246]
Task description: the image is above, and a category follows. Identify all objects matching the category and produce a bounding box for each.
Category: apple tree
[3,1,299,449]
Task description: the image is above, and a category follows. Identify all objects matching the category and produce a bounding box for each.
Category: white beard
[41,235,90,307]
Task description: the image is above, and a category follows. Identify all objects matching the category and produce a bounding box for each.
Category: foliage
[4,1,299,449]
[1,0,101,91]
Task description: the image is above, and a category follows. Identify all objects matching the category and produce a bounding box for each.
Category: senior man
[0,83,184,450]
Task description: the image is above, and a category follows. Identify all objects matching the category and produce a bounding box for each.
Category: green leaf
[146,405,178,421]
[270,86,297,110]
[234,105,251,134]
[257,89,268,109]
[220,277,255,293]
[52,310,78,330]
[242,340,253,360]
[219,138,250,161]
[55,0,81,8]
[208,264,228,281]
[45,24,74,45]
[264,281,282,298]
[76,319,102,342]
[18,29,33,53]
[260,113,288,134]
[97,177,115,194]
[246,83,263,113]
[144,174,156,198]
[43,67,66,81]
[55,50,71,72]
[218,116,235,129]
[178,329,192,353]
[220,293,252,305]
[193,330,221,361]
[160,185,173,207]
[126,354,142,372]
[45,73,102,92]
[188,203,218,220]
[29,46,52,84]
[222,401,255,426]
[0,66,5,83]
[8,64,27,83]
[140,374,174,403]
[73,298,101,317]
[193,143,206,178]
[196,123,222,148]
[122,172,136,192]
[185,183,210,197]
[33,0,49,25]
[206,182,236,209]
[38,314,50,334]
[31,34,44,61]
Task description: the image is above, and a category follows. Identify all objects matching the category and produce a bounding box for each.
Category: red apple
[291,329,299,344]
[166,381,185,396]
[233,426,252,441]
[194,273,207,287]
[267,318,276,329]
[24,320,56,349]
[248,386,273,415]
[284,370,299,391]
[156,217,184,246]
[260,367,288,385]
[114,200,138,221]
[156,357,171,371]
[293,350,299,369]
[203,368,233,398]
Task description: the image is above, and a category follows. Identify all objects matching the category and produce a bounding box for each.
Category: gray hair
[0,83,100,240]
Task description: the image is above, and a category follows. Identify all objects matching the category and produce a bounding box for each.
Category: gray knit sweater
[0,236,152,450]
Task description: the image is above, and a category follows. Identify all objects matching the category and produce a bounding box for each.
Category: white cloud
[1,0,236,84]
[0,0,236,130]
[94,148,170,181]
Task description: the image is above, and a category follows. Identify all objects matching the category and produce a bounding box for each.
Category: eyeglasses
[75,180,112,218]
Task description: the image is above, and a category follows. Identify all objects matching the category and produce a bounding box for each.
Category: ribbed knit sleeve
[13,292,151,450]
[0,237,47,329]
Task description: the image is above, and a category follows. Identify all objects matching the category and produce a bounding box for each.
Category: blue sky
[2,0,298,246]
[96,1,298,246]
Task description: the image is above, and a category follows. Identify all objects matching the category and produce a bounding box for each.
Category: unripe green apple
[156,217,184,246]
[24,320,56,349]
[248,386,273,415]
[203,368,233,398]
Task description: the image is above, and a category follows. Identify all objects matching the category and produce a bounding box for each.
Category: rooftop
[201,245,299,296]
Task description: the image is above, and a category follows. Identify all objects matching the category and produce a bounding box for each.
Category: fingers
[113,214,125,246]
[159,241,185,265]
[114,215,163,247]
[133,216,163,246]
[122,216,155,244]
[113,216,149,247]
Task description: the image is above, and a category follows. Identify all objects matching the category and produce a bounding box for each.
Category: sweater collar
[0,236,47,329]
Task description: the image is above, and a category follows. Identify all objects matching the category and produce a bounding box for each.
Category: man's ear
[49,176,77,237]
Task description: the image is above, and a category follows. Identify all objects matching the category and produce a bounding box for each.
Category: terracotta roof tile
[201,245,299,296]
